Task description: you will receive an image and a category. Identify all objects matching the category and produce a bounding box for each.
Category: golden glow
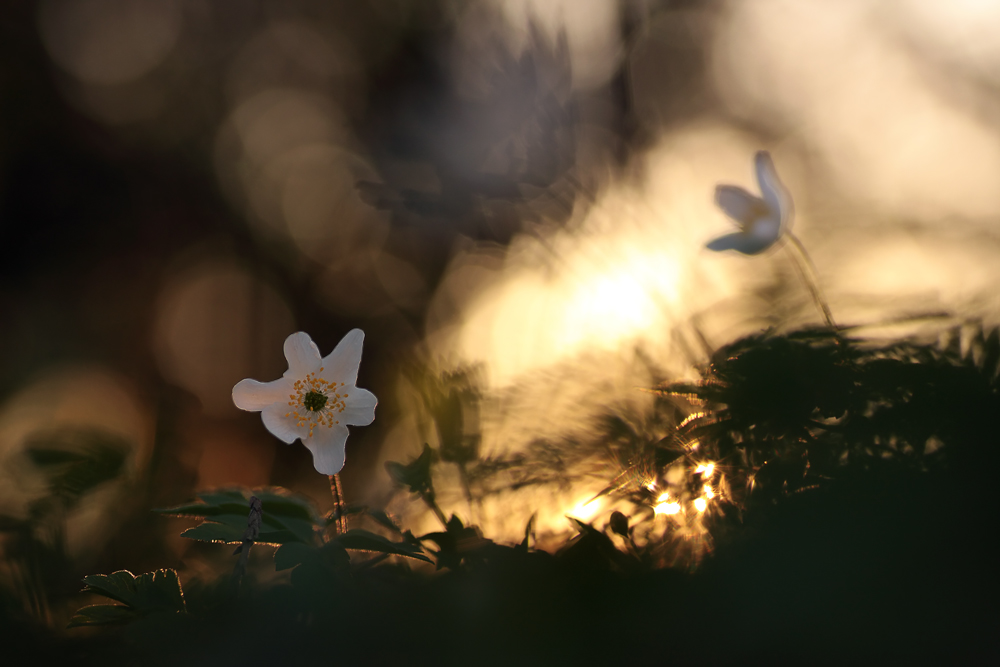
[656,491,670,503]
[568,496,605,522]
[678,412,707,429]
[695,462,715,477]
[654,501,681,516]
[425,130,756,390]
[714,1,1000,222]
[451,242,683,385]
[402,4,1000,550]
[693,497,708,513]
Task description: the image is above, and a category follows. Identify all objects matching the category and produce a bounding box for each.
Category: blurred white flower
[232,330,377,475]
[707,150,793,255]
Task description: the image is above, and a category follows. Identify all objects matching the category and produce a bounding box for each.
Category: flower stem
[328,474,348,535]
[422,490,450,529]
[784,232,836,329]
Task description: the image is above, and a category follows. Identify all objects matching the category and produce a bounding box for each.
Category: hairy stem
[328,474,348,535]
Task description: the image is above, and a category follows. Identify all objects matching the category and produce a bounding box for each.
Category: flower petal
[707,232,752,253]
[261,402,306,444]
[754,151,793,231]
[339,387,377,426]
[319,329,364,385]
[714,185,768,228]
[706,231,776,255]
[301,424,350,475]
[745,216,783,252]
[283,332,322,378]
[232,377,293,412]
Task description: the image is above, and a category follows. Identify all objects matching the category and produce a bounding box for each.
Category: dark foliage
[6,325,1000,664]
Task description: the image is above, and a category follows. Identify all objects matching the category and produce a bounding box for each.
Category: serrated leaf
[81,570,144,606]
[67,604,138,627]
[74,568,186,627]
[132,570,186,612]
[157,486,323,547]
[334,529,431,562]
[156,502,250,519]
[257,497,318,521]
[365,509,402,534]
[179,523,245,544]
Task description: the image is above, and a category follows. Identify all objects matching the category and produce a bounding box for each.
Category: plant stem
[422,491,450,528]
[784,232,836,329]
[231,495,262,592]
[328,474,348,535]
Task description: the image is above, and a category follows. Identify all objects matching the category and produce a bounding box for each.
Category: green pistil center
[303,390,328,412]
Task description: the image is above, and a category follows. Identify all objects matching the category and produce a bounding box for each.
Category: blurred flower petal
[707,231,765,254]
[707,150,792,255]
[755,150,793,229]
[715,185,768,225]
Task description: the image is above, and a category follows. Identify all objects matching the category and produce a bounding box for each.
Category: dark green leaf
[156,486,323,546]
[75,568,186,626]
[365,509,402,534]
[334,529,431,562]
[67,604,138,627]
[274,542,319,571]
[156,501,251,519]
[132,570,187,612]
[81,570,144,606]
[256,529,304,546]
[179,523,245,544]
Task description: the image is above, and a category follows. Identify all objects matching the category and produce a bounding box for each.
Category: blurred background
[4,0,1000,627]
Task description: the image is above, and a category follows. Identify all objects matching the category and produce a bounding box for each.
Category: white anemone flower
[707,150,793,255]
[232,330,377,475]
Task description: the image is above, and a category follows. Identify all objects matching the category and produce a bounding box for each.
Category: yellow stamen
[285,372,348,436]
